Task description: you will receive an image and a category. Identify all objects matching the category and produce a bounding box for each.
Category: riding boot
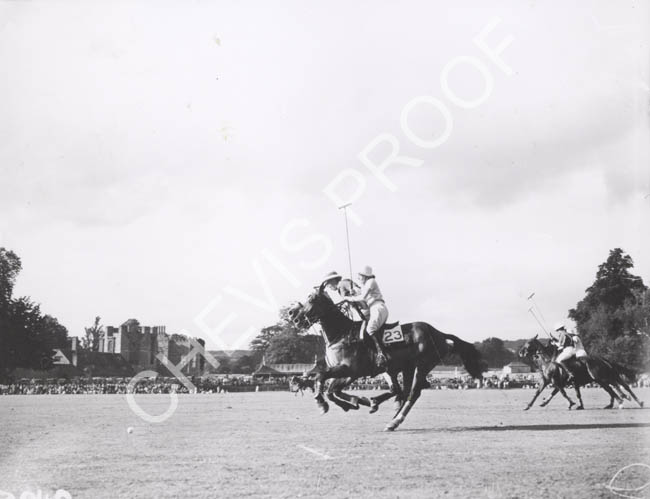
[370,332,387,368]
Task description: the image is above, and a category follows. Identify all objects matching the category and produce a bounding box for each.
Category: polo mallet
[527,292,549,331]
[528,307,550,337]
[338,202,354,282]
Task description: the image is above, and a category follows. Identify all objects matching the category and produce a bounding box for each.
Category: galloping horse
[519,336,644,410]
[289,284,485,431]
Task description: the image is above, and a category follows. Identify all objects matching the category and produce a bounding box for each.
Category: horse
[518,336,644,410]
[289,284,485,431]
[289,375,315,396]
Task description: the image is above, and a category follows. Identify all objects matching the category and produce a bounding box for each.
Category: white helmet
[554,322,566,332]
[321,271,342,286]
[358,265,375,278]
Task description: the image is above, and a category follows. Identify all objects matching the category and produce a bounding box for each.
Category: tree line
[2,246,647,379]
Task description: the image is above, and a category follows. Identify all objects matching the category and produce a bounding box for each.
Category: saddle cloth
[349,321,404,346]
[379,322,404,345]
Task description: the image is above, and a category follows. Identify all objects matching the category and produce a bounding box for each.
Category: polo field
[1,388,649,498]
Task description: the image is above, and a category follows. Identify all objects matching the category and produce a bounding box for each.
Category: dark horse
[519,336,644,410]
[290,284,485,431]
[289,375,315,396]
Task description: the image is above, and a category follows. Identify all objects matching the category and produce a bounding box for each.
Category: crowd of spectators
[0,375,288,395]
[2,372,647,395]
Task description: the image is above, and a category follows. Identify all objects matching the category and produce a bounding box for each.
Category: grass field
[1,388,649,498]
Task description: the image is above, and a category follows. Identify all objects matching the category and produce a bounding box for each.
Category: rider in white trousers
[345,265,389,367]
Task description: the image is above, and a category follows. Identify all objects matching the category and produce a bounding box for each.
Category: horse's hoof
[576,406,584,410]
[523,406,530,411]
[385,416,404,431]
[369,402,379,414]
[640,401,645,408]
[318,403,329,415]
[604,405,613,410]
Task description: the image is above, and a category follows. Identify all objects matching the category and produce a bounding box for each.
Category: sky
[1,1,649,350]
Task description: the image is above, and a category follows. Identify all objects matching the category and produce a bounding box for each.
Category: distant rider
[551,323,587,377]
[344,265,389,367]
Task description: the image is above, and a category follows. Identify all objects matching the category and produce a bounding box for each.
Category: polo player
[345,265,389,367]
[551,322,587,378]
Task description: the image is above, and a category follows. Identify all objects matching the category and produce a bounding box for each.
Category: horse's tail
[443,334,485,379]
[605,359,640,383]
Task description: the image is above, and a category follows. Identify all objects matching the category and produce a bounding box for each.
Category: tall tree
[569,249,649,368]
[250,305,323,363]
[475,337,516,368]
[0,298,69,379]
[0,248,21,308]
[570,248,646,329]
[0,247,69,380]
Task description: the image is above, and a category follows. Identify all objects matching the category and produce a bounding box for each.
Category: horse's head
[519,334,541,359]
[301,283,336,326]
[287,301,310,329]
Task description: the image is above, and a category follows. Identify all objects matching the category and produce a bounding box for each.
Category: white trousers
[366,302,388,335]
[556,347,576,363]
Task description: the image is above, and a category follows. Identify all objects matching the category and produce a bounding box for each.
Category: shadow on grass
[400,422,650,433]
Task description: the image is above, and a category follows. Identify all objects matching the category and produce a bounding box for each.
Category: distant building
[428,365,468,379]
[97,319,203,376]
[502,361,532,375]
[253,357,318,379]
[16,337,135,379]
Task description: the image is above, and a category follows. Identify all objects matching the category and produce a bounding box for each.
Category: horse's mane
[312,290,360,344]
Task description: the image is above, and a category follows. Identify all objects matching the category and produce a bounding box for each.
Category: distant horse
[519,336,644,410]
[289,375,315,396]
[289,285,485,431]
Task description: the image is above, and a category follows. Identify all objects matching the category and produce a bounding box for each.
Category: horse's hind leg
[385,366,426,432]
[612,384,630,401]
[370,372,402,414]
[598,382,623,409]
[574,386,584,410]
[618,381,644,408]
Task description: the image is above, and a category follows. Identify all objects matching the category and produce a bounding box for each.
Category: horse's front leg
[539,386,559,407]
[313,368,331,414]
[320,366,354,412]
[524,380,548,410]
[541,386,575,409]
[329,377,367,410]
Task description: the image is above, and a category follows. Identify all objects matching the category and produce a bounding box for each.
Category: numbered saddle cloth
[380,322,404,346]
